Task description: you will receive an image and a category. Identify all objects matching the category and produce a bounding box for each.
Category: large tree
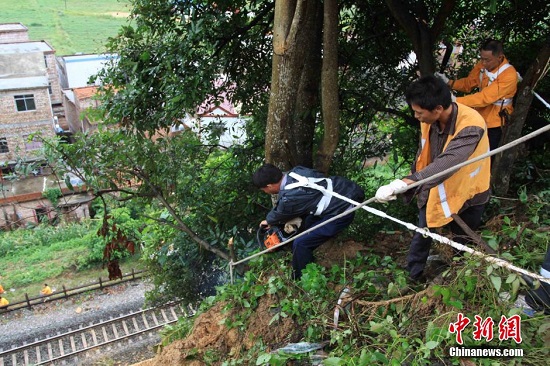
[44,0,549,300]
[265,0,323,170]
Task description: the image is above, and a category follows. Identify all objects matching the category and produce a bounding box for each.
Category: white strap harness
[479,63,514,106]
[285,172,333,216]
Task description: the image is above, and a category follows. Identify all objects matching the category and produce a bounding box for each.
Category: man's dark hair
[481,39,504,56]
[252,163,283,188]
[405,75,452,111]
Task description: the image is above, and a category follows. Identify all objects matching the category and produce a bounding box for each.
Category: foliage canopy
[41,0,549,305]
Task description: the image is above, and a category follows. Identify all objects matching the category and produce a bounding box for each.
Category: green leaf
[64,175,74,191]
[519,187,528,203]
[448,300,463,309]
[253,285,265,297]
[256,354,272,365]
[425,341,439,349]
[511,278,520,298]
[372,351,389,363]
[506,273,517,284]
[268,313,280,326]
[369,321,385,333]
[490,275,502,292]
[358,349,369,366]
[323,358,344,366]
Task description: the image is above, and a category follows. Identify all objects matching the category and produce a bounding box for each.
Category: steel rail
[36,315,176,365]
[0,302,193,366]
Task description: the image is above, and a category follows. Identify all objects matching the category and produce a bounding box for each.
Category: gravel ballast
[0,280,158,365]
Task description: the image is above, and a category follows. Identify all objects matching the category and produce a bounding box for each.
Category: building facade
[0,24,91,229]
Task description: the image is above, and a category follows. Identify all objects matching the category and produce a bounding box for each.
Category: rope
[230,111,550,285]
[395,120,550,195]
[534,92,550,109]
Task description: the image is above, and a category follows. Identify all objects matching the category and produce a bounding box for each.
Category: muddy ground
[132,230,458,366]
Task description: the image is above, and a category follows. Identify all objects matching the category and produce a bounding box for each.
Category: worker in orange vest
[0,295,9,308]
[436,39,517,151]
[40,284,53,296]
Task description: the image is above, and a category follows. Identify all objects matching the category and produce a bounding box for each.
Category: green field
[0,221,146,304]
[0,0,131,55]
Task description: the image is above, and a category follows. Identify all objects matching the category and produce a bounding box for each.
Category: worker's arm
[457,67,517,108]
[451,62,484,93]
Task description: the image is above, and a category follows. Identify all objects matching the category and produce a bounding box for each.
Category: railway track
[0,302,192,366]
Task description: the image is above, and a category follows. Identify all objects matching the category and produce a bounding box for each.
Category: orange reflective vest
[453,58,517,129]
[416,105,491,227]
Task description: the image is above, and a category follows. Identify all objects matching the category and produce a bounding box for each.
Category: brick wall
[45,52,63,105]
[0,87,55,162]
[0,25,29,44]
[0,191,92,228]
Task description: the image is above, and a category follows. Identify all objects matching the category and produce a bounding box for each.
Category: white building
[56,53,118,89]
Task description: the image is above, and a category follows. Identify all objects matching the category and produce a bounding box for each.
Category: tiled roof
[73,86,98,100]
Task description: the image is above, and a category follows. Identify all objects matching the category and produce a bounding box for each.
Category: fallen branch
[354,288,431,307]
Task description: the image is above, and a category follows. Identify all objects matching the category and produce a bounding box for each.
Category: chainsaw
[257,225,296,251]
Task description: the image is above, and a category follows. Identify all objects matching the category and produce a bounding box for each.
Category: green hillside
[0,0,131,55]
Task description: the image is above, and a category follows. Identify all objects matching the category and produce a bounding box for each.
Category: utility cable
[230,106,550,284]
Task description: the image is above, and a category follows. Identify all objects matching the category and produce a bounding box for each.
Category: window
[48,83,52,95]
[14,94,36,111]
[0,138,8,153]
[23,134,43,151]
[35,206,50,224]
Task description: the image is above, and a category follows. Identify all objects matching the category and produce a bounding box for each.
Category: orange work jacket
[453,58,517,129]
[416,105,491,227]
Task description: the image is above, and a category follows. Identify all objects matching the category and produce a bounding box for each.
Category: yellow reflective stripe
[437,183,452,218]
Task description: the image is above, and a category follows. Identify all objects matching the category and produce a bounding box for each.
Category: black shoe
[409,273,427,286]
[524,281,550,315]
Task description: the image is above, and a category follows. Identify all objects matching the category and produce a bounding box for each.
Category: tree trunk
[266,0,322,170]
[491,38,550,195]
[288,2,322,168]
[315,0,339,174]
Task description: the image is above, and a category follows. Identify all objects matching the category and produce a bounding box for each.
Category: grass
[1,0,131,55]
[2,254,145,305]
[0,220,147,305]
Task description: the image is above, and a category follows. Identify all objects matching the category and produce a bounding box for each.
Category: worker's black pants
[407,203,485,281]
[292,211,356,280]
[488,127,502,152]
[525,247,550,314]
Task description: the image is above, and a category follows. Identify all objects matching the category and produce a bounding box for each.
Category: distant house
[62,86,101,134]
[57,53,118,89]
[189,94,247,147]
[0,23,30,43]
[0,23,92,230]
[0,170,93,229]
[0,40,60,163]
[0,22,248,230]
[56,54,120,134]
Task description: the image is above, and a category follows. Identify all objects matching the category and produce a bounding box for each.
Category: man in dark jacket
[253,163,364,279]
[524,247,550,315]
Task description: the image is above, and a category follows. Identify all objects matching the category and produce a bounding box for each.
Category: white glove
[375,179,408,203]
[284,217,302,234]
[434,72,449,84]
